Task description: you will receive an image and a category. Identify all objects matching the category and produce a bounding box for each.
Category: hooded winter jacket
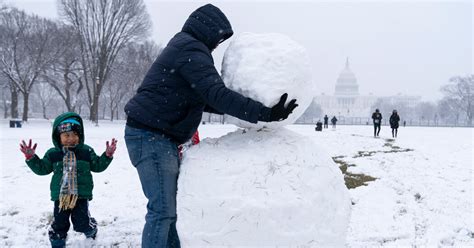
[372,112,383,125]
[25,112,112,201]
[390,113,400,129]
[124,4,271,144]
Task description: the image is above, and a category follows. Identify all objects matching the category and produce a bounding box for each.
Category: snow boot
[50,238,66,248]
[85,228,97,240]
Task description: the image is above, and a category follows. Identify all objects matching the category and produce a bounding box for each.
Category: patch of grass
[383,140,414,153]
[414,193,422,202]
[353,151,377,158]
[332,156,356,173]
[333,142,413,189]
[7,210,19,216]
[384,141,400,149]
[383,148,414,153]
[343,172,377,189]
[354,147,414,158]
[332,156,377,189]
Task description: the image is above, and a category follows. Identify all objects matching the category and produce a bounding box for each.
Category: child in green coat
[19,112,117,248]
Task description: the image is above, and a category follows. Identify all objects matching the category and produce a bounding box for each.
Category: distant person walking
[323,115,329,129]
[403,120,406,127]
[372,109,382,137]
[389,110,400,138]
[331,116,338,129]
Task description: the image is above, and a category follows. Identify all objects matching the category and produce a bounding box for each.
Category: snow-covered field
[0,119,472,247]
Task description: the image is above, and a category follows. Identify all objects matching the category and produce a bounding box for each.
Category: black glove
[269,93,298,122]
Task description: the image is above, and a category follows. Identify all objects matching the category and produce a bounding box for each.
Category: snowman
[177,33,351,247]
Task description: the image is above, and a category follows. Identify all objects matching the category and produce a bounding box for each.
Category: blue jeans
[124,125,181,248]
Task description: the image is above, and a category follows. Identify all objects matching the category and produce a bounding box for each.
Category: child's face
[60,131,79,147]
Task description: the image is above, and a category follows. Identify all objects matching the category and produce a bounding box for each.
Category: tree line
[0,0,160,122]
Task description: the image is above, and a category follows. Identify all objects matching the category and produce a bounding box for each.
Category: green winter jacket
[26,112,113,201]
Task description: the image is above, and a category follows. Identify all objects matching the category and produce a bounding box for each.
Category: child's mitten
[20,139,37,160]
[105,138,117,158]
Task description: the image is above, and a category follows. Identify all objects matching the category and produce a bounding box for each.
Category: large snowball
[221,33,314,128]
[177,128,351,246]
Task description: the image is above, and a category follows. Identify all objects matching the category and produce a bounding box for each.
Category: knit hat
[57,118,81,134]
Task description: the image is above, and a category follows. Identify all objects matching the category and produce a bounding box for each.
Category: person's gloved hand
[105,138,117,158]
[269,93,298,122]
[20,139,37,160]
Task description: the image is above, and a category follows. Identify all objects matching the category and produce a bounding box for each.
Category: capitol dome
[335,58,359,96]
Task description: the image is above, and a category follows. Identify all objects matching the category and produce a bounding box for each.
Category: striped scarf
[59,146,78,210]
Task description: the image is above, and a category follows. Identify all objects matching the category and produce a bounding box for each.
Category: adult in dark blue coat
[323,114,329,128]
[389,109,400,138]
[372,108,383,137]
[124,4,298,247]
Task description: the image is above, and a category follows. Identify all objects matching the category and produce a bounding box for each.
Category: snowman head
[221,32,315,129]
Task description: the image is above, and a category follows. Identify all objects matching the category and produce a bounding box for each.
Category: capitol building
[313,58,420,119]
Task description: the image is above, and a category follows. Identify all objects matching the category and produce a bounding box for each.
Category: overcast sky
[5,0,473,101]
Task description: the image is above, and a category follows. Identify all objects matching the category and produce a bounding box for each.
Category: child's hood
[52,112,85,148]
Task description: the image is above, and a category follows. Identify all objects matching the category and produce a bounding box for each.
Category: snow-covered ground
[0,119,472,247]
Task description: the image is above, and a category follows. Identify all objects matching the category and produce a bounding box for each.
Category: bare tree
[441,75,474,126]
[436,98,457,124]
[0,12,17,119]
[415,101,436,124]
[0,8,60,121]
[58,0,151,123]
[104,40,159,120]
[7,80,19,118]
[127,41,161,92]
[42,24,84,112]
[0,75,10,118]
[0,0,8,13]
[34,82,56,119]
